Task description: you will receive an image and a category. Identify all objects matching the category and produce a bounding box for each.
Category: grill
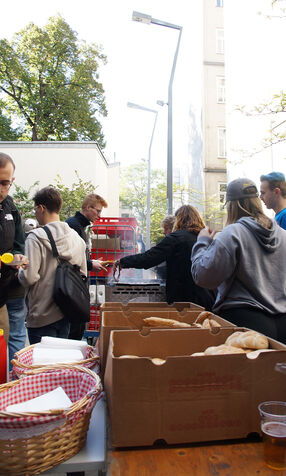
[105,280,166,304]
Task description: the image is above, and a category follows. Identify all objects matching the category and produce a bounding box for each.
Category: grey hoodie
[191,217,286,314]
[19,221,87,328]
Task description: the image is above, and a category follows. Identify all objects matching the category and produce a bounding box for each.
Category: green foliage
[12,181,40,219]
[0,15,107,146]
[51,171,97,221]
[120,161,167,244]
[173,185,226,228]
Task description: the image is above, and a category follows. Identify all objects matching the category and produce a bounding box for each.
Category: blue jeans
[27,316,70,345]
[6,298,26,370]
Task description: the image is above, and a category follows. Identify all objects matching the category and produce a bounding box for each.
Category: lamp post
[127,101,158,250]
[132,11,182,215]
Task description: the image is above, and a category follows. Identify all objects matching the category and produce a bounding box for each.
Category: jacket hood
[237,217,281,253]
[30,221,85,260]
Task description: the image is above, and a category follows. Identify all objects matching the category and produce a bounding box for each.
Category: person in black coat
[114,205,216,310]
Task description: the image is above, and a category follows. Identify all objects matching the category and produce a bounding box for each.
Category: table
[108,436,285,476]
[43,398,106,476]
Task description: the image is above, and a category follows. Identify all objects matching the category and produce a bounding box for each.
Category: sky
[1,0,202,173]
[1,0,286,184]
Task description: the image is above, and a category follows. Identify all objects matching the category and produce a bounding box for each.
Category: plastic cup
[258,401,286,470]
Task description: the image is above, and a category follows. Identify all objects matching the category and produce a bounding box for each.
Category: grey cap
[226,178,259,202]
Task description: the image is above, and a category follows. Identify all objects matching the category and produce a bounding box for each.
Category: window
[217,76,225,103]
[217,127,227,158]
[216,29,224,54]
[218,183,227,204]
[216,0,224,6]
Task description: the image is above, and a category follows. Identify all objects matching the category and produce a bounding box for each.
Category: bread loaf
[204,344,247,355]
[143,317,191,328]
[225,330,268,349]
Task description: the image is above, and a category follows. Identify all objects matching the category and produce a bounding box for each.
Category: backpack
[43,226,90,324]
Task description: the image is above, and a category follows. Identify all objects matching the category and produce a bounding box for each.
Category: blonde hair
[173,205,205,234]
[82,193,108,210]
[161,215,175,230]
[226,196,272,228]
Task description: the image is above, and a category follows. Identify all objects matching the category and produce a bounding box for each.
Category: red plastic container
[92,217,138,240]
[0,329,7,384]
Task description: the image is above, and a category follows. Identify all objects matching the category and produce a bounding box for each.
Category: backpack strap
[43,226,59,258]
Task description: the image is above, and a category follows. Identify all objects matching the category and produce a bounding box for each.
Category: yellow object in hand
[0,253,14,264]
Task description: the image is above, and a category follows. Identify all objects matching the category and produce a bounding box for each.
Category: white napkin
[32,347,84,365]
[39,336,88,357]
[6,387,72,412]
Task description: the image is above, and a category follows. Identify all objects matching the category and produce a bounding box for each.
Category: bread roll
[225,330,268,350]
[118,355,140,359]
[190,352,205,356]
[246,349,274,359]
[143,317,191,328]
[100,260,114,267]
[194,311,214,325]
[204,344,247,355]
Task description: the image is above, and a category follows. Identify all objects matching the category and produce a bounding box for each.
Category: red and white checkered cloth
[13,345,100,378]
[0,368,102,429]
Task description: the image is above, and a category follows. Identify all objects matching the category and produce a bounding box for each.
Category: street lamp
[132,11,183,215]
[127,101,158,250]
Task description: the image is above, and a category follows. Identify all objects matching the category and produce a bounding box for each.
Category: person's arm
[12,210,25,255]
[191,230,238,289]
[18,236,42,287]
[120,234,176,269]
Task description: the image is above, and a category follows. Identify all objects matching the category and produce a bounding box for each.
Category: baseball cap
[260,171,285,182]
[24,218,37,233]
[226,178,259,203]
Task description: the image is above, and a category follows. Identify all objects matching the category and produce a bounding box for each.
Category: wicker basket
[12,343,100,378]
[0,364,102,475]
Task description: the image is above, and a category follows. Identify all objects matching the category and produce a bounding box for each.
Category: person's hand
[198,227,217,240]
[91,258,107,271]
[12,254,29,270]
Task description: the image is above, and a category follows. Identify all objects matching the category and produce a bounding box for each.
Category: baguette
[151,358,166,365]
[225,330,268,350]
[143,317,191,328]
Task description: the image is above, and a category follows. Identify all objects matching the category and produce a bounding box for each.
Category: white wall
[0,141,120,216]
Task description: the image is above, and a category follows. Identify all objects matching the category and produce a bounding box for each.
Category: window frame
[217,127,227,158]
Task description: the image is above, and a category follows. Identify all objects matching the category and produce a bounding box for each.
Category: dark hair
[173,205,205,234]
[0,153,15,171]
[33,187,62,213]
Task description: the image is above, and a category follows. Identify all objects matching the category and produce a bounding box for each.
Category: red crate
[88,305,101,331]
[92,217,138,240]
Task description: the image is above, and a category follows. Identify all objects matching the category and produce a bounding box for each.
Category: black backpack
[43,226,90,324]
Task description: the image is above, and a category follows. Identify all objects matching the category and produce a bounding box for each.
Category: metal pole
[146,112,158,249]
[167,27,182,215]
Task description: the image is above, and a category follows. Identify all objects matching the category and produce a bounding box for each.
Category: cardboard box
[99,309,234,376]
[91,237,121,250]
[104,327,286,447]
[100,301,204,312]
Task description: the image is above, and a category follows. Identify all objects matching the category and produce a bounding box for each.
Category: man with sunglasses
[66,193,108,339]
[0,153,28,358]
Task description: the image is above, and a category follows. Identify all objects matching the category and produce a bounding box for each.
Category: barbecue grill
[105,277,166,304]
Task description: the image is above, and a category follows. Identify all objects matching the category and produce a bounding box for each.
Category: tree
[52,171,97,221]
[0,15,107,146]
[12,181,40,219]
[0,100,21,140]
[120,161,167,244]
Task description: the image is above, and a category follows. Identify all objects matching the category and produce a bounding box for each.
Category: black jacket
[66,211,92,271]
[0,196,25,306]
[120,230,216,309]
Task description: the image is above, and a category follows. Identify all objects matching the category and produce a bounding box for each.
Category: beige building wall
[202,0,227,227]
[0,141,120,216]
